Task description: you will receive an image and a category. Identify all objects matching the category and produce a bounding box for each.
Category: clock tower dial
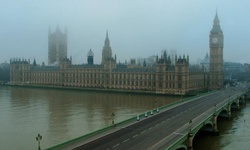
[212,37,218,44]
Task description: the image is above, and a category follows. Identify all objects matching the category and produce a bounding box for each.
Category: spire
[213,10,220,26]
[33,59,37,67]
[102,30,112,64]
[143,59,146,67]
[211,11,222,33]
[104,30,110,47]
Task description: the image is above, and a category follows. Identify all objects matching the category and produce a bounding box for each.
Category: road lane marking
[113,144,120,148]
[123,139,129,143]
[174,132,185,135]
[148,127,152,130]
[141,130,146,134]
[133,134,138,138]
[155,123,159,127]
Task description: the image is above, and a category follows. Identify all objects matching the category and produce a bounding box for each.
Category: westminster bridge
[46,86,249,150]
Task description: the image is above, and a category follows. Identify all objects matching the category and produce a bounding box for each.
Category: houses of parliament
[9,13,224,95]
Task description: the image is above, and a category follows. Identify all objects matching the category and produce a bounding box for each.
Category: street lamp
[36,134,42,150]
[111,112,115,126]
[154,98,157,110]
[189,119,192,132]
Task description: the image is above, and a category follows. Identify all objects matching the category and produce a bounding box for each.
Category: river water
[0,86,179,150]
[0,86,249,150]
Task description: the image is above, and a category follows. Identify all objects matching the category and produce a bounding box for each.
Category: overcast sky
[0,0,249,65]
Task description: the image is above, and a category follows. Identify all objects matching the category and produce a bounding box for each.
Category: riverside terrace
[45,86,249,150]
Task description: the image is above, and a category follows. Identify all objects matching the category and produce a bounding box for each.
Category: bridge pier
[228,104,232,119]
[239,96,246,104]
[237,98,241,110]
[213,114,219,135]
[188,132,193,150]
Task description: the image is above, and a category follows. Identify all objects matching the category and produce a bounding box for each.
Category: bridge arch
[193,121,213,138]
[175,144,187,150]
[230,101,238,110]
[218,109,229,118]
[192,119,219,149]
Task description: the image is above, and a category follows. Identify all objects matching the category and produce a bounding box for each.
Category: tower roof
[87,49,94,57]
[213,11,220,25]
[210,11,222,34]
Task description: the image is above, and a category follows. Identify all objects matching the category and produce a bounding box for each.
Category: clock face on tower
[212,37,218,44]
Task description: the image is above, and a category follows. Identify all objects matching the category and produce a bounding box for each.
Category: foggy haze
[0,0,249,65]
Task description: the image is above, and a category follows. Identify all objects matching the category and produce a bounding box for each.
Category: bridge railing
[159,91,215,111]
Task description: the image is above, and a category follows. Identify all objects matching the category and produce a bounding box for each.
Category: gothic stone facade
[209,12,224,90]
[10,54,207,95]
[10,13,225,95]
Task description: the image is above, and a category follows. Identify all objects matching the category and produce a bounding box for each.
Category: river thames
[0,86,180,149]
[0,86,249,149]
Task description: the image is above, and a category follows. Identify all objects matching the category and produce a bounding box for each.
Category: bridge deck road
[73,88,243,150]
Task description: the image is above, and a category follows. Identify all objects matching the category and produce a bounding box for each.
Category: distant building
[244,63,250,72]
[48,26,67,66]
[200,53,210,71]
[224,62,246,81]
[0,62,10,82]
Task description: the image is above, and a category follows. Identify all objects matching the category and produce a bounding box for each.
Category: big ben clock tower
[209,12,224,90]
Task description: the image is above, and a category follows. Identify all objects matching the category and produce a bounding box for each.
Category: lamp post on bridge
[189,119,192,132]
[154,98,157,110]
[36,134,42,150]
[188,119,193,150]
[214,104,216,114]
[111,112,115,126]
